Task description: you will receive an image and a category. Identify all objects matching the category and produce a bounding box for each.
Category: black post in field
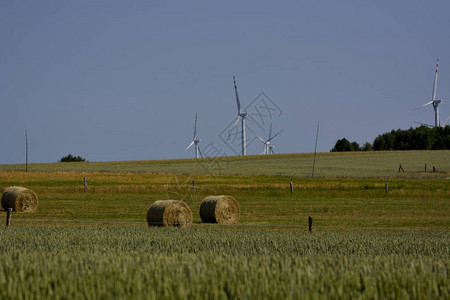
[308,216,313,233]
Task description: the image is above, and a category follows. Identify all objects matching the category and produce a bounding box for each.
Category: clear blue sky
[1,0,449,164]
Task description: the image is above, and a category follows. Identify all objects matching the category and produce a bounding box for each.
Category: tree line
[331,125,450,152]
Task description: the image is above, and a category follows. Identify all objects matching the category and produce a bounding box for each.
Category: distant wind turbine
[227,76,249,156]
[254,124,283,155]
[413,59,445,127]
[184,113,202,158]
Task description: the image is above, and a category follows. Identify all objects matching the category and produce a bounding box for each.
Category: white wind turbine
[184,113,202,159]
[413,59,446,127]
[254,124,283,154]
[227,76,249,156]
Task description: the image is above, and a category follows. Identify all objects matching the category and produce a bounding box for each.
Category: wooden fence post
[289,182,293,194]
[308,216,313,233]
[84,177,88,191]
[192,180,195,190]
[385,182,388,194]
[6,208,12,227]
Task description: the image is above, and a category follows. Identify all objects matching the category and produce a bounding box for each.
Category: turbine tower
[254,124,283,154]
[185,113,202,158]
[413,59,444,127]
[227,76,248,155]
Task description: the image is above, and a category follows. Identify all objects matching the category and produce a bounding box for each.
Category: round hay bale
[199,195,240,224]
[147,200,192,227]
[1,186,38,213]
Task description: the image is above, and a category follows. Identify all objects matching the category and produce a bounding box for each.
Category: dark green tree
[361,142,373,151]
[331,138,353,152]
[373,125,450,150]
[59,154,86,162]
[350,142,361,151]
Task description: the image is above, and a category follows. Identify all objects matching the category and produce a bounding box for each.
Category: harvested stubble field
[0,151,449,298]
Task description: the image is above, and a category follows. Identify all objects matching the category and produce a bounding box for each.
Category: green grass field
[0,227,448,299]
[0,151,449,298]
[3,150,450,178]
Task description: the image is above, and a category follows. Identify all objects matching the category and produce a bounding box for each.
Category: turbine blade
[413,121,433,128]
[268,129,283,142]
[432,59,439,101]
[443,115,450,126]
[197,146,203,158]
[244,124,264,143]
[254,133,265,143]
[233,76,242,114]
[184,141,195,152]
[411,101,434,111]
[227,115,241,140]
[268,123,272,139]
[193,113,198,140]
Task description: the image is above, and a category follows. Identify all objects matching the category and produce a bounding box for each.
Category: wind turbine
[254,124,283,155]
[184,113,202,159]
[227,76,249,156]
[413,59,444,127]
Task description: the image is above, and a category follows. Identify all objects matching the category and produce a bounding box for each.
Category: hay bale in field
[200,195,240,224]
[1,186,38,213]
[147,200,192,227]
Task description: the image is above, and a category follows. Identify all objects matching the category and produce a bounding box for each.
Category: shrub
[59,154,86,162]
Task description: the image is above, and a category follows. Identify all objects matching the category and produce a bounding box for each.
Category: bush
[331,138,362,152]
[59,154,86,162]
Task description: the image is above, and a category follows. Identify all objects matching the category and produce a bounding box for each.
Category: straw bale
[147,200,192,227]
[1,186,38,213]
[200,195,240,224]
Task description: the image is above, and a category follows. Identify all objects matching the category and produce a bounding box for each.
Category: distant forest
[331,125,450,152]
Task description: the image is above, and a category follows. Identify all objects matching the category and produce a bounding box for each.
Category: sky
[1,0,450,164]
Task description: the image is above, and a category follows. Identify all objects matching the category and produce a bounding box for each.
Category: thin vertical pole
[312,122,320,177]
[308,216,313,233]
[25,130,28,172]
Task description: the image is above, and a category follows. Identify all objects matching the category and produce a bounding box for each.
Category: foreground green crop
[0,227,448,299]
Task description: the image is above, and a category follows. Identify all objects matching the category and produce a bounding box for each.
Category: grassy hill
[2,150,450,178]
